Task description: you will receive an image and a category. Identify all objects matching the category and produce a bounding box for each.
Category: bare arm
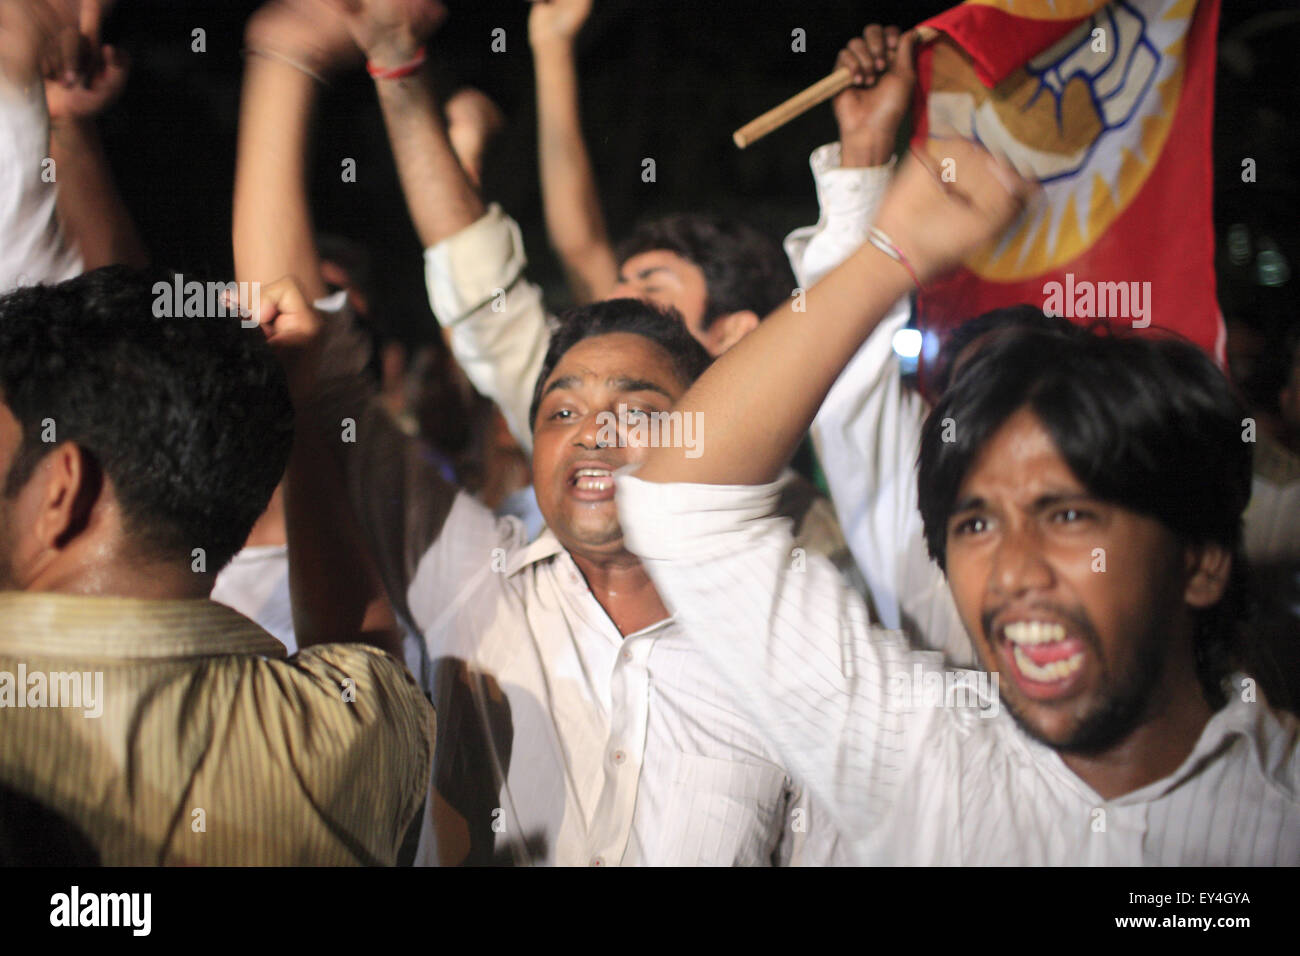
[328,0,482,249]
[234,1,400,655]
[232,0,345,301]
[635,141,1033,488]
[529,0,617,304]
[45,44,146,269]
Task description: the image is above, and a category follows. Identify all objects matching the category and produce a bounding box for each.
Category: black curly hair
[0,266,293,573]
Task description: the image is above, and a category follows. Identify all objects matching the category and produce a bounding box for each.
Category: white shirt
[788,143,974,666]
[1,79,82,289]
[617,473,1300,865]
[211,544,296,655]
[307,311,850,867]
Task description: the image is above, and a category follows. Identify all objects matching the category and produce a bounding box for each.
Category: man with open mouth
[235,0,858,866]
[618,137,1300,864]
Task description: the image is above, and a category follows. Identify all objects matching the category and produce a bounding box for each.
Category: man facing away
[0,267,434,865]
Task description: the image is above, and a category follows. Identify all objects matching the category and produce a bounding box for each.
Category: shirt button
[612,749,626,765]
[590,856,605,867]
[621,649,633,663]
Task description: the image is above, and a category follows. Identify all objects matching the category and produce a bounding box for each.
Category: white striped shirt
[617,473,1300,865]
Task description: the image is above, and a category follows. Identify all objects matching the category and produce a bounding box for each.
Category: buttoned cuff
[616,470,787,564]
[423,203,527,326]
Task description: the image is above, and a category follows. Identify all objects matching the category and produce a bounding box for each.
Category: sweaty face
[531,333,687,560]
[609,251,712,345]
[943,408,1191,753]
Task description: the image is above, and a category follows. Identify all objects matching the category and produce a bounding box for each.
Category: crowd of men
[0,0,1296,866]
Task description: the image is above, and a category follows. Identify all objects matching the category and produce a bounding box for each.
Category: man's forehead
[618,249,694,281]
[959,410,1084,498]
[545,335,680,393]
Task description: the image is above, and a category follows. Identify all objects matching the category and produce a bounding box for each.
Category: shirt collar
[1010,672,1272,805]
[0,591,286,660]
[503,527,566,577]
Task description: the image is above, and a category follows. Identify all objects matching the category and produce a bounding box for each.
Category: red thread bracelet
[367,47,427,80]
[867,226,922,289]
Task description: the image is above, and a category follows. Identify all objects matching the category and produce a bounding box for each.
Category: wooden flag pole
[732,26,937,150]
[732,67,854,149]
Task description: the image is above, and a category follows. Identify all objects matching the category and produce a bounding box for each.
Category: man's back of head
[0,266,293,597]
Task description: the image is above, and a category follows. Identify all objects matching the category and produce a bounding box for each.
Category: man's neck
[1059,657,1216,801]
[28,554,212,601]
[570,550,670,637]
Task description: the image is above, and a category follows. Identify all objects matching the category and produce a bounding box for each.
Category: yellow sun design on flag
[927,0,1195,281]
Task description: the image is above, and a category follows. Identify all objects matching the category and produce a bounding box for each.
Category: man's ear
[1184,543,1232,609]
[31,443,103,552]
[701,310,761,356]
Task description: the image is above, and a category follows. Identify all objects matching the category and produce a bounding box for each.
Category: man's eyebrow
[633,266,674,282]
[950,495,985,515]
[1030,492,1096,512]
[540,374,581,400]
[609,376,673,399]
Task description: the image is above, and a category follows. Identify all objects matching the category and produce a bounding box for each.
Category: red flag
[911,0,1224,366]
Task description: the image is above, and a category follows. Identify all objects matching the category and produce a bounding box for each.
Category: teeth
[1004,621,1067,645]
[574,467,613,493]
[1012,644,1084,683]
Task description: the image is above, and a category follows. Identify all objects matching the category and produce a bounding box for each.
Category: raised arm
[529,0,618,304]
[45,42,146,269]
[0,0,101,287]
[635,140,1034,488]
[234,1,404,655]
[233,0,359,299]
[333,0,552,451]
[332,0,482,249]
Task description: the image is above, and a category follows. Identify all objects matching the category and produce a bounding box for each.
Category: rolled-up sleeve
[783,143,894,291]
[423,204,551,450]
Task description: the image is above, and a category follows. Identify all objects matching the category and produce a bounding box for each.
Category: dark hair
[917,326,1252,704]
[529,298,713,430]
[0,266,293,573]
[930,304,1085,396]
[615,214,793,330]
